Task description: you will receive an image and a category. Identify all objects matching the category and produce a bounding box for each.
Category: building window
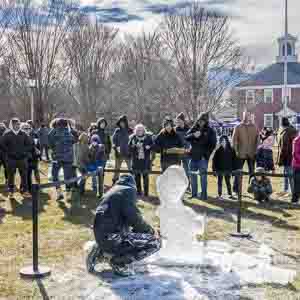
[264,114,273,129]
[264,89,273,103]
[282,87,292,102]
[246,90,255,104]
[282,43,292,56]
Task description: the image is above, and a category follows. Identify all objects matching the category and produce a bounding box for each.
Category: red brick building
[235,34,300,130]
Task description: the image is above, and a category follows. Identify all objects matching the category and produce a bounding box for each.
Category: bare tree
[159,2,242,120]
[0,0,13,60]
[63,16,118,128]
[4,0,74,125]
[118,31,163,120]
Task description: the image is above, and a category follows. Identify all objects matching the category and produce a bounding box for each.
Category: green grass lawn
[0,153,300,299]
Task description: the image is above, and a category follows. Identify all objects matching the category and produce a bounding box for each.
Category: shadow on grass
[184,195,300,232]
[57,191,98,228]
[140,195,160,206]
[3,192,50,220]
[183,197,237,224]
[36,278,50,300]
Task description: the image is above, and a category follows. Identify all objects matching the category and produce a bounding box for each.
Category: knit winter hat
[176,112,185,122]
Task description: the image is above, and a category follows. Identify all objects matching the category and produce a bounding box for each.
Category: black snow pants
[95,232,161,266]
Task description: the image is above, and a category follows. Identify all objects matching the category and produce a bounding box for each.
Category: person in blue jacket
[48,118,77,200]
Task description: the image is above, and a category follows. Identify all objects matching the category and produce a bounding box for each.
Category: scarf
[136,135,146,160]
[12,129,20,135]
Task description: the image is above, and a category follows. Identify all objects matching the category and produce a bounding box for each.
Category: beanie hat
[176,112,185,122]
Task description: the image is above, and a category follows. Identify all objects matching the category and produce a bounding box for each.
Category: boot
[86,243,103,273]
[111,263,135,277]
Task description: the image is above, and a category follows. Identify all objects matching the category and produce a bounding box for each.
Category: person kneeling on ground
[247,167,272,203]
[87,174,161,277]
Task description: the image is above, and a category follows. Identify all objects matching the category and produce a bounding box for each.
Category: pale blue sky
[78,0,300,67]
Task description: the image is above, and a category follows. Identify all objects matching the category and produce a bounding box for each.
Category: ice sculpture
[153,166,212,266]
[149,165,297,284]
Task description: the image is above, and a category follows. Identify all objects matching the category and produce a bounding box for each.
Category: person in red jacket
[292,133,300,203]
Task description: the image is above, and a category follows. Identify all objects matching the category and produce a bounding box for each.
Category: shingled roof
[237,62,300,87]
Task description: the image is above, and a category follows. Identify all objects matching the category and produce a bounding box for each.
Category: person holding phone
[185,112,217,200]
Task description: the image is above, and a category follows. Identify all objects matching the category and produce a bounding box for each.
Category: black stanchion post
[32,184,38,272]
[230,170,251,238]
[97,167,104,199]
[237,172,242,233]
[20,184,51,278]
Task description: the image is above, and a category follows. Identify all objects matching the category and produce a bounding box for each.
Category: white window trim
[264,114,273,129]
[264,89,273,103]
[237,84,300,90]
[246,89,255,104]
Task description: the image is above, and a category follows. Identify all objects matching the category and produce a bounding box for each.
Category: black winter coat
[27,136,41,167]
[129,134,153,173]
[112,127,133,158]
[212,146,238,173]
[94,175,154,244]
[185,124,217,161]
[1,130,32,160]
[175,125,190,149]
[0,127,7,159]
[154,129,183,165]
[96,129,112,161]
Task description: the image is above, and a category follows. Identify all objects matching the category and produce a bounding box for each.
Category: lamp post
[27,78,36,123]
[283,0,288,117]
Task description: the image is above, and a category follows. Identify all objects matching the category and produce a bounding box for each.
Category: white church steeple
[276,34,298,63]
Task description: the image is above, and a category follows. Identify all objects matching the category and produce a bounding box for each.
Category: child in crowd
[248,167,273,203]
[256,127,275,172]
[292,133,300,203]
[212,135,237,200]
[74,132,90,195]
[87,134,105,194]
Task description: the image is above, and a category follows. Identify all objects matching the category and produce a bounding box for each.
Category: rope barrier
[20,164,294,279]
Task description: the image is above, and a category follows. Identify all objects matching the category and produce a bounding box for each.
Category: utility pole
[283,0,288,117]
